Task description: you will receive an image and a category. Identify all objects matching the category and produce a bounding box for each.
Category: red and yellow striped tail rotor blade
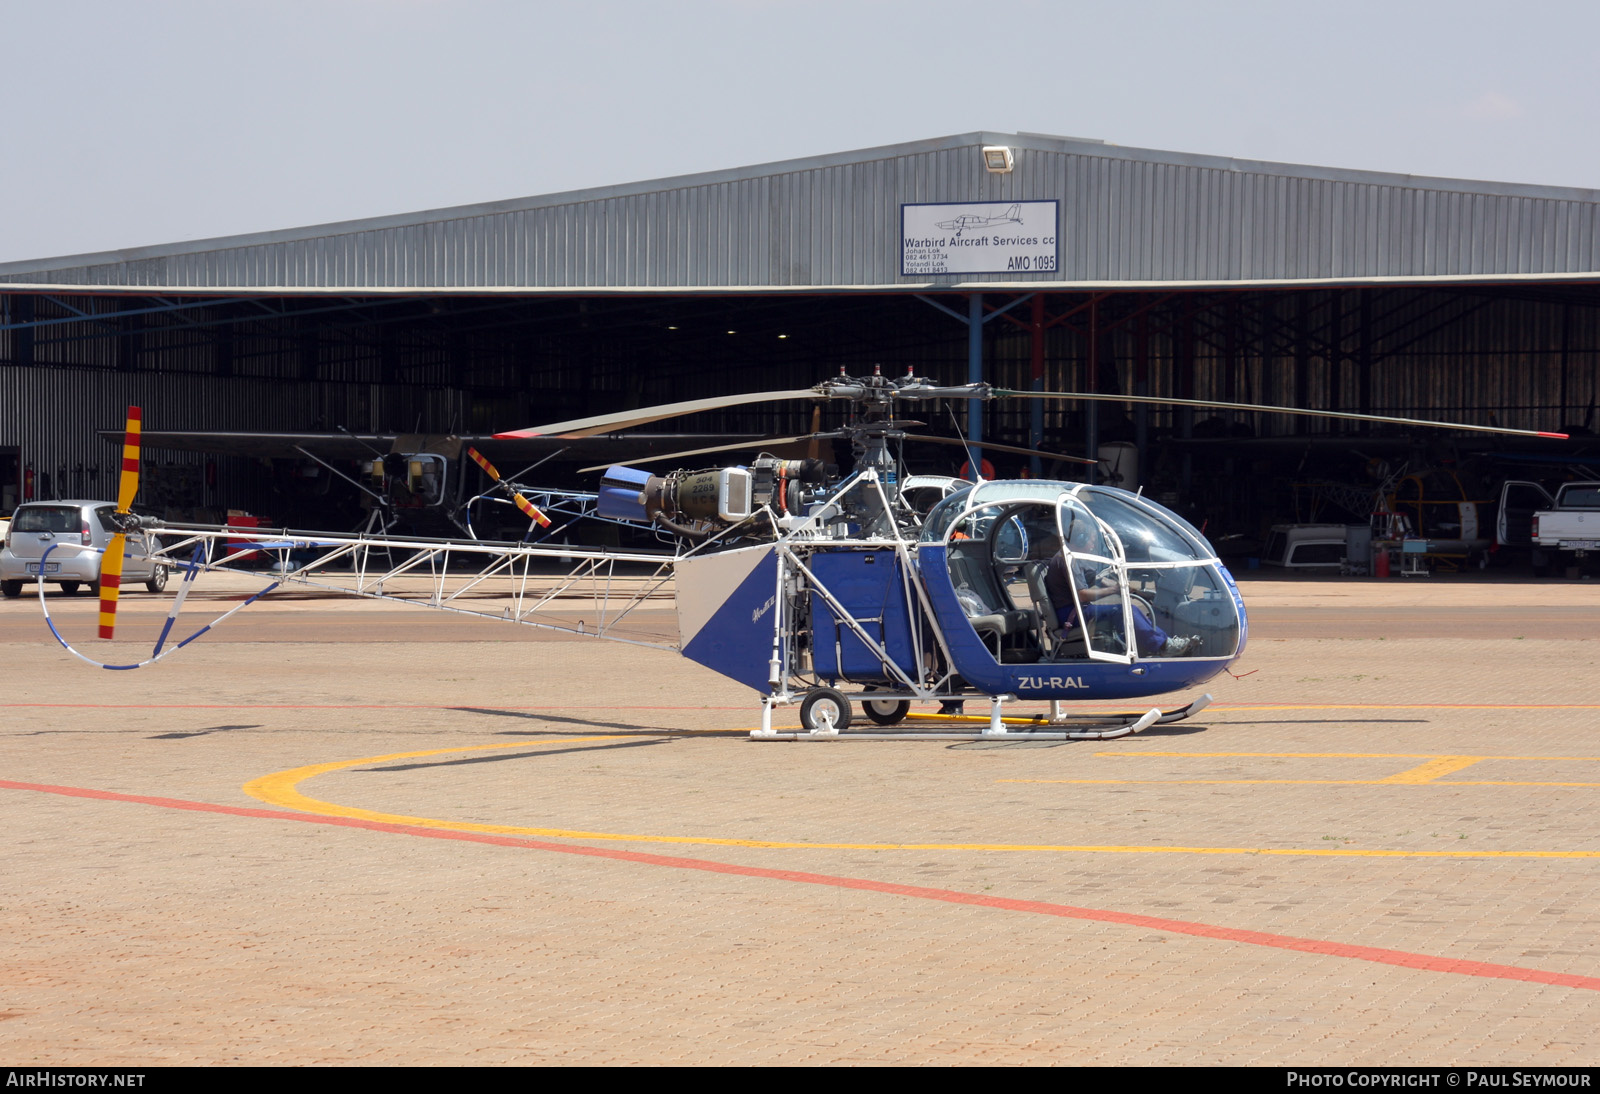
[98,534,126,640]
[117,407,142,513]
[469,445,548,526]
[101,406,142,640]
[511,491,552,528]
[466,446,502,483]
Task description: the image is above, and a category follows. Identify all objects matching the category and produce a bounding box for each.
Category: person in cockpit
[1040,527,1201,658]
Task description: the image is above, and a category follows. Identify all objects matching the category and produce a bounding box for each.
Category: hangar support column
[915,292,1035,472]
[1085,296,1099,476]
[968,293,983,447]
[1029,293,1045,477]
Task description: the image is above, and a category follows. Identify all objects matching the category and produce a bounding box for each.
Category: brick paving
[2,572,1599,1064]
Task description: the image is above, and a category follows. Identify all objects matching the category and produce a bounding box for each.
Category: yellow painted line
[244,738,1600,859]
[1006,752,1600,786]
[1438,781,1600,788]
[242,736,627,827]
[1378,757,1486,783]
[1089,752,1600,760]
[905,712,1124,726]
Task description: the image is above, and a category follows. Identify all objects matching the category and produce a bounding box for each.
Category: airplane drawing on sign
[936,203,1023,237]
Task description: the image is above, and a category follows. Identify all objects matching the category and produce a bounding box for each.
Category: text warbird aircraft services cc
[901,200,1058,274]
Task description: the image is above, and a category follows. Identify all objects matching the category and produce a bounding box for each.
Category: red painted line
[5,777,1598,993]
[6,700,1591,713]
[0,702,751,711]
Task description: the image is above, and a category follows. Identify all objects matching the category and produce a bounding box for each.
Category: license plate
[1564,540,1600,550]
[26,562,60,574]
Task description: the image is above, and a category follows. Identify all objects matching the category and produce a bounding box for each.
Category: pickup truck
[1499,480,1600,574]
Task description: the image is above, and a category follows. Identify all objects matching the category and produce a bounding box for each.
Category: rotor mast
[815,365,989,483]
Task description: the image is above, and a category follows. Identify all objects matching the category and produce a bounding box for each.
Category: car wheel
[1,580,22,599]
[145,565,168,594]
[60,581,81,595]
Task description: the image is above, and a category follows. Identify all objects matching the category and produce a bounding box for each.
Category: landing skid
[752,693,1211,742]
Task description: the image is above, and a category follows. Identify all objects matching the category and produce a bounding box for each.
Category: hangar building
[2,131,1598,538]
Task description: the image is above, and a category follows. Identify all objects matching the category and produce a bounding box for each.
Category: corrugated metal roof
[4,132,1600,291]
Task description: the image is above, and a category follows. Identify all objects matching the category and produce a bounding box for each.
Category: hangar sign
[901,200,1058,276]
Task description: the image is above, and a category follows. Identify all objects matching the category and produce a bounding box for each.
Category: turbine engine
[598,457,827,538]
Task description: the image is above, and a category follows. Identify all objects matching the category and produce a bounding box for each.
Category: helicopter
[37,371,1567,742]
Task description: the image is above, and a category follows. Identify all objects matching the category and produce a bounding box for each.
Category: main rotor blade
[908,434,1097,465]
[496,389,820,440]
[100,406,143,640]
[578,434,841,474]
[998,390,1568,440]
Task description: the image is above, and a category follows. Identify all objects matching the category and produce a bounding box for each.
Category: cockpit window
[990,512,1025,560]
[919,486,974,542]
[925,485,1241,664]
[948,504,1008,544]
[921,481,1088,543]
[1074,489,1207,564]
[1059,500,1115,562]
[970,481,1073,505]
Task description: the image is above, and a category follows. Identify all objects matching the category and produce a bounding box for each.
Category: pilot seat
[945,541,1038,661]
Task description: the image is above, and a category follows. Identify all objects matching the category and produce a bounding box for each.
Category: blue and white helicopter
[40,373,1566,742]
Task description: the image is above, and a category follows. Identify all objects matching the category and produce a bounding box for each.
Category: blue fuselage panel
[808,549,919,685]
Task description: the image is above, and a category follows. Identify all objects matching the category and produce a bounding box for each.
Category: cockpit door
[1056,498,1134,665]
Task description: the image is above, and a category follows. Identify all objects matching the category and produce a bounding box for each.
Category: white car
[0,500,168,598]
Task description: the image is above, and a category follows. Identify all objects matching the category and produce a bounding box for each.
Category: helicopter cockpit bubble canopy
[918,481,1246,694]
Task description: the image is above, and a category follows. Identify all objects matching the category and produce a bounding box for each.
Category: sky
[3,0,1599,264]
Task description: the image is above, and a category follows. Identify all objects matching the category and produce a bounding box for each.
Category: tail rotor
[98,406,142,640]
[466,447,552,530]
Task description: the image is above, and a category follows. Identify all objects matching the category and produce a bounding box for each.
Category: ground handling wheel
[862,696,911,726]
[799,687,852,734]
